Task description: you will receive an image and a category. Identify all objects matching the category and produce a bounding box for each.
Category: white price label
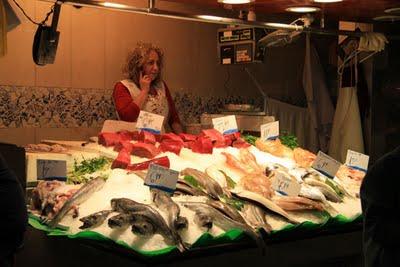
[260,121,279,141]
[144,163,179,193]
[271,172,301,196]
[37,159,67,181]
[312,151,341,178]
[136,111,164,134]
[345,149,369,172]
[212,115,238,135]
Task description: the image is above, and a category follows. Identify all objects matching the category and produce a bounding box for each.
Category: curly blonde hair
[123,42,164,87]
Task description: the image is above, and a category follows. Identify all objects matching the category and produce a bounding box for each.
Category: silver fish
[181,202,266,253]
[303,178,342,203]
[129,209,187,252]
[242,204,272,234]
[175,182,207,196]
[108,213,134,228]
[110,198,187,252]
[47,177,106,228]
[181,168,224,199]
[193,211,213,230]
[299,185,327,202]
[131,219,156,236]
[152,189,188,230]
[231,188,299,224]
[79,210,112,229]
[206,199,246,224]
[111,198,149,213]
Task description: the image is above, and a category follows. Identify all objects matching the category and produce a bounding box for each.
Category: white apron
[119,79,170,132]
[329,54,364,162]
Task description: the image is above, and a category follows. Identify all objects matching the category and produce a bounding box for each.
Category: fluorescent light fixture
[385,7,400,15]
[217,0,255,4]
[285,6,321,13]
[102,2,128,9]
[373,15,400,22]
[313,0,342,3]
[264,22,302,30]
[197,15,224,21]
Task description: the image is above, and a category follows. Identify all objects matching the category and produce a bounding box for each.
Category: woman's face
[142,50,160,81]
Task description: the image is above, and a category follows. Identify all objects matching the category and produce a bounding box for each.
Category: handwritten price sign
[345,149,369,172]
[212,115,238,135]
[260,121,279,141]
[136,111,164,134]
[271,172,301,196]
[144,163,178,193]
[312,151,341,178]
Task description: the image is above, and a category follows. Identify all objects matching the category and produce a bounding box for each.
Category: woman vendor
[113,42,183,134]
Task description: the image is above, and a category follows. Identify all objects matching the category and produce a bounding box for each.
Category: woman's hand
[139,71,151,92]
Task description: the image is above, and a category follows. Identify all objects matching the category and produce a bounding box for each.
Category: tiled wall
[0,85,259,126]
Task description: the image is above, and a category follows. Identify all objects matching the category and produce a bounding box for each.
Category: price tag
[312,151,341,178]
[345,149,369,172]
[271,172,301,196]
[144,163,179,193]
[260,121,279,141]
[136,111,164,134]
[212,115,238,135]
[37,159,67,181]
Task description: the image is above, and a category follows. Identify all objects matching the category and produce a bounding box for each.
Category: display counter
[16,220,362,267]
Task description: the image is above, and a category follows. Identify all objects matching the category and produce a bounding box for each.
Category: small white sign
[260,121,279,141]
[222,58,232,65]
[312,151,341,178]
[223,31,233,37]
[271,172,301,196]
[345,149,369,172]
[37,159,67,181]
[144,163,179,193]
[136,111,164,134]
[101,120,137,133]
[212,115,238,135]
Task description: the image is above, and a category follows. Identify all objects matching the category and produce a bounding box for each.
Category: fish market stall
[18,129,364,266]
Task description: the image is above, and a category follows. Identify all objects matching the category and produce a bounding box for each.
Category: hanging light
[285,6,321,13]
[313,0,342,3]
[217,0,255,4]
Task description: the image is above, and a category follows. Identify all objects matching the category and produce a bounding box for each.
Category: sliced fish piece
[152,189,188,230]
[79,210,112,229]
[239,149,264,174]
[231,188,299,224]
[47,177,106,228]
